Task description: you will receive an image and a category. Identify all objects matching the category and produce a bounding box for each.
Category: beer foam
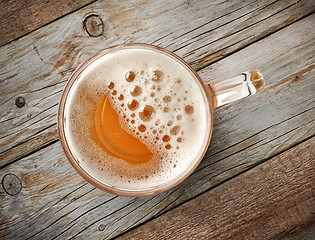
[65,48,210,190]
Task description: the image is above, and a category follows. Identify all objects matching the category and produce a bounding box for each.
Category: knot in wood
[15,96,25,108]
[83,14,104,37]
[98,224,105,231]
[2,173,22,195]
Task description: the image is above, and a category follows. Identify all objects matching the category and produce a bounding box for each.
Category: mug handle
[208,70,265,108]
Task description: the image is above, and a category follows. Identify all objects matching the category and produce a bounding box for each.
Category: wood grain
[117,137,315,240]
[0,0,96,47]
[1,0,314,167]
[0,15,314,239]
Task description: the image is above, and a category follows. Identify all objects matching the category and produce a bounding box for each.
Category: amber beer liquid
[61,44,211,195]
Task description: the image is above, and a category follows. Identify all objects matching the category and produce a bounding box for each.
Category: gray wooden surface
[118,138,315,240]
[0,0,96,47]
[1,0,313,167]
[0,0,314,239]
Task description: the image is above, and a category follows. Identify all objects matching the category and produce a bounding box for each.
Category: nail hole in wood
[2,173,22,196]
[83,14,104,37]
[15,96,25,108]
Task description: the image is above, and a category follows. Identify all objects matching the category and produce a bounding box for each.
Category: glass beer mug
[58,43,265,197]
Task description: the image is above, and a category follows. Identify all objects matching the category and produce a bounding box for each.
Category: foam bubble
[163,107,170,113]
[162,135,170,142]
[151,70,163,82]
[125,71,136,82]
[118,94,124,100]
[130,85,142,97]
[165,144,171,150]
[108,82,114,89]
[170,126,180,135]
[139,105,155,122]
[127,99,139,111]
[138,124,146,132]
[163,95,171,103]
[185,105,194,114]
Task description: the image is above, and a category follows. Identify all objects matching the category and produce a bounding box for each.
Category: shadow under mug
[58,43,265,197]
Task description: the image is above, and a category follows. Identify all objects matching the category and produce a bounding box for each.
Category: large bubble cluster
[107,68,195,165]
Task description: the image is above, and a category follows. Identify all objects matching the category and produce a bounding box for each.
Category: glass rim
[57,43,214,197]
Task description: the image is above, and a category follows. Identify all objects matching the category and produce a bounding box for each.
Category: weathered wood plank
[0,0,96,47]
[0,15,314,239]
[1,0,314,167]
[117,137,315,240]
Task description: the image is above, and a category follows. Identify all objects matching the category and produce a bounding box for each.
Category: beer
[63,46,210,191]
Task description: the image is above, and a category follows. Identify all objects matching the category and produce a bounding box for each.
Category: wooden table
[1,1,314,239]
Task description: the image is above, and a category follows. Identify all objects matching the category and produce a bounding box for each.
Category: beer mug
[58,43,265,197]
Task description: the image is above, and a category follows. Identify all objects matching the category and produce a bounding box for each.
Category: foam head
[64,46,211,192]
